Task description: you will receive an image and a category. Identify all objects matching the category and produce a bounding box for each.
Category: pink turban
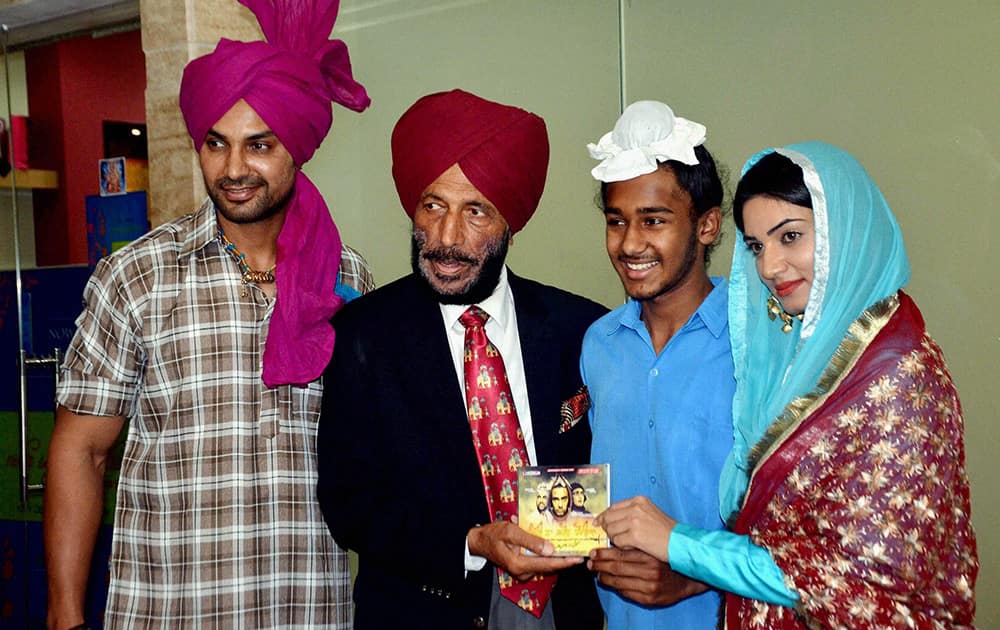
[390,89,549,234]
[179,0,370,388]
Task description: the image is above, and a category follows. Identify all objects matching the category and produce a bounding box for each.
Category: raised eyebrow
[766,217,806,236]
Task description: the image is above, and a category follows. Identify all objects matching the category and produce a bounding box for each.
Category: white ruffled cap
[588,100,707,183]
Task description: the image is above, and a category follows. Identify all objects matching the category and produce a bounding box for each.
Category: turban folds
[390,89,549,234]
[180,0,369,163]
[178,0,370,388]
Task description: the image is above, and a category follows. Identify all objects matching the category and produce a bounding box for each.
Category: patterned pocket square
[559,386,591,434]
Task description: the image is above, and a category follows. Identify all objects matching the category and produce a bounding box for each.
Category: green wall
[314,1,996,624]
[0,411,121,524]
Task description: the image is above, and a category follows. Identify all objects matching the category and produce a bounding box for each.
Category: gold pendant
[767,295,799,333]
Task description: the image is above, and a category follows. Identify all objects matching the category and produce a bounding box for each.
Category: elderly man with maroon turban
[317,89,606,630]
[43,1,371,628]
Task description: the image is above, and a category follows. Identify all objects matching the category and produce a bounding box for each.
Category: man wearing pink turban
[44,1,370,628]
[317,89,605,630]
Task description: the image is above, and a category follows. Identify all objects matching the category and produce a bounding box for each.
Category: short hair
[733,151,813,233]
[599,144,727,263]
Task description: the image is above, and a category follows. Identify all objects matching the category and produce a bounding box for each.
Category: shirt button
[650,368,659,376]
[650,475,657,484]
[648,419,654,428]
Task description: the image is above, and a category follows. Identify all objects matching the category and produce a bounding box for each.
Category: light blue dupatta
[719,142,911,519]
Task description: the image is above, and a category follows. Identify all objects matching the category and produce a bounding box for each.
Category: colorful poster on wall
[98,156,127,196]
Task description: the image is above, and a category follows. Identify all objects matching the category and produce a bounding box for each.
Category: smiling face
[199,99,296,226]
[411,164,511,304]
[741,196,816,315]
[603,167,719,303]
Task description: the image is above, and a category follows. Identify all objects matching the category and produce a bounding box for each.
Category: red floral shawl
[726,293,978,628]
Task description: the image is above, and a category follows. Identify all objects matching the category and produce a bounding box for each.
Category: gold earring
[766,295,798,333]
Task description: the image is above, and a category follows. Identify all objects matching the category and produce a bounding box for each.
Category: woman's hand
[596,496,677,563]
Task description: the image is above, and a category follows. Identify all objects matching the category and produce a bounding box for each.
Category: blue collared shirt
[581,278,735,629]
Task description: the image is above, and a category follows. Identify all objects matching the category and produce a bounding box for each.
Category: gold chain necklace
[217,227,276,288]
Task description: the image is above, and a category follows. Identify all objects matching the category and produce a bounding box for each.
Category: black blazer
[318,272,607,629]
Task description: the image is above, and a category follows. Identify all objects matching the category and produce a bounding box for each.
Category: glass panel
[0,27,135,628]
[0,42,46,629]
[0,50,32,269]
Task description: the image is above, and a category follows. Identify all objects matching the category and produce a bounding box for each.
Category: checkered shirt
[57,199,373,629]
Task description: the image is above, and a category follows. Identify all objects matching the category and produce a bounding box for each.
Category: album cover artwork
[518,464,610,556]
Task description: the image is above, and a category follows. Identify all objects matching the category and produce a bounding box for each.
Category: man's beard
[628,225,700,302]
[411,229,509,305]
[208,175,293,225]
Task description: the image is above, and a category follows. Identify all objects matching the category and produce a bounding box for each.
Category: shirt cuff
[465,535,488,574]
[669,522,798,607]
[56,370,136,418]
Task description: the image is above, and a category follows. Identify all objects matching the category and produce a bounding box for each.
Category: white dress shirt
[439,267,537,571]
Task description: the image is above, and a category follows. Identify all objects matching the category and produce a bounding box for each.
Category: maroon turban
[390,89,549,234]
[179,0,370,388]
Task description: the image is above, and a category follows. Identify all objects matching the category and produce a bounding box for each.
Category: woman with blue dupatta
[597,142,978,628]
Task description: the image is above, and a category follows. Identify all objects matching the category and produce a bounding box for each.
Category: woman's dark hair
[599,144,727,262]
[733,152,813,233]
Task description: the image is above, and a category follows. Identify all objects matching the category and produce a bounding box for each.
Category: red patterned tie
[460,306,556,618]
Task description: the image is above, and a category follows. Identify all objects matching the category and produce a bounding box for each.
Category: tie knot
[459,305,489,329]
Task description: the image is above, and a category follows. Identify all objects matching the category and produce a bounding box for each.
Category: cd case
[517,464,610,556]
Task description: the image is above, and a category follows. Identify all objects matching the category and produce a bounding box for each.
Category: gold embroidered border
[744,293,900,489]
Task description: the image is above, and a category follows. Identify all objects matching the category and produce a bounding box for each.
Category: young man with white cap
[581,101,734,628]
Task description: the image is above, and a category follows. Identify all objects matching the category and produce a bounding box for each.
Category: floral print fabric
[728,294,977,628]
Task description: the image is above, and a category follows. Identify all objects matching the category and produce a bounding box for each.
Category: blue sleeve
[334,278,362,303]
[668,522,798,607]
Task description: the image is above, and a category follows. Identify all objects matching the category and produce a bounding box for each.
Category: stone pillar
[139,0,262,227]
